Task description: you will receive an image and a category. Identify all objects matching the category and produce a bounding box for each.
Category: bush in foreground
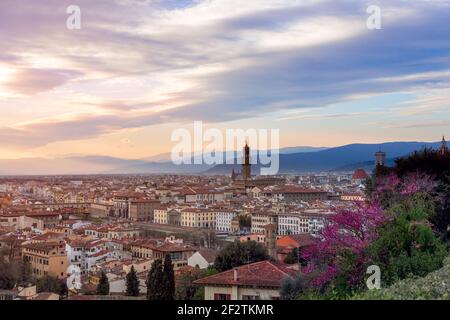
[354,256,450,300]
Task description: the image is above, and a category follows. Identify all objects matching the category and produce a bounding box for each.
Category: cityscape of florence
[0,0,449,312]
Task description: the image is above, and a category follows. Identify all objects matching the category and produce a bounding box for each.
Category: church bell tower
[242,142,251,181]
[440,136,448,156]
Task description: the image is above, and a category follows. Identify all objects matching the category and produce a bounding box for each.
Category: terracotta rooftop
[352,169,369,180]
[195,248,218,263]
[194,260,297,288]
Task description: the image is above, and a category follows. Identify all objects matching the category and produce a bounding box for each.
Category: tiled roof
[196,248,218,263]
[352,169,369,180]
[194,260,297,288]
[152,243,195,252]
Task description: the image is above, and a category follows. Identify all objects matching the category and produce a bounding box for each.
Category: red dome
[352,168,369,180]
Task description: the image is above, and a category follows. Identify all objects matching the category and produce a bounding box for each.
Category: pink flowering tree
[372,172,436,209]
[301,202,388,295]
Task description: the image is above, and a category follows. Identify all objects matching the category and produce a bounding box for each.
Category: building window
[214,293,231,300]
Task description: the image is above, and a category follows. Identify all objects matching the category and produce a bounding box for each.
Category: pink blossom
[302,201,388,289]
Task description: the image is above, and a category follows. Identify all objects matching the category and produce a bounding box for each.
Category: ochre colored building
[22,241,68,279]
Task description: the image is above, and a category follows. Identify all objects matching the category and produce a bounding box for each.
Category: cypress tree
[96,271,110,295]
[146,259,164,300]
[162,254,175,300]
[18,257,33,285]
[126,266,140,296]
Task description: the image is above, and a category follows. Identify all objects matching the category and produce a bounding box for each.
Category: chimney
[233,268,238,281]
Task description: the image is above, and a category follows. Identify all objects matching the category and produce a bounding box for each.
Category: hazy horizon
[0,139,443,161]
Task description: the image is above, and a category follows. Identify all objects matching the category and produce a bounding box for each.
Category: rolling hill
[0,141,441,175]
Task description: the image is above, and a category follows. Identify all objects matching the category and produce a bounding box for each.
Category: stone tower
[375,149,386,167]
[242,142,251,181]
[440,136,448,156]
[231,168,237,181]
[264,223,277,260]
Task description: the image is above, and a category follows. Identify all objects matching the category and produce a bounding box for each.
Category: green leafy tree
[393,148,450,237]
[369,194,448,286]
[125,266,140,296]
[0,261,16,289]
[205,266,219,276]
[18,257,33,286]
[175,267,205,300]
[280,275,305,300]
[214,240,269,272]
[194,266,219,300]
[238,215,251,230]
[36,276,67,298]
[96,271,110,295]
[146,259,164,300]
[283,248,299,265]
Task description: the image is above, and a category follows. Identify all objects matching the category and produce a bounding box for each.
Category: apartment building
[128,199,160,222]
[278,213,305,235]
[89,202,114,218]
[181,187,225,204]
[131,240,159,259]
[22,241,68,279]
[65,239,108,275]
[154,207,168,224]
[214,210,237,233]
[181,208,215,228]
[270,186,329,202]
[250,212,278,234]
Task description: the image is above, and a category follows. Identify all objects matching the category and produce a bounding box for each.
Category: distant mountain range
[199,141,440,175]
[0,142,441,175]
[144,146,327,163]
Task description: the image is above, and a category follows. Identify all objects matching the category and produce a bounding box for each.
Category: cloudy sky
[0,0,449,160]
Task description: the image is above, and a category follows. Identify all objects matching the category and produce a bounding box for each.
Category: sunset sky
[0,0,449,160]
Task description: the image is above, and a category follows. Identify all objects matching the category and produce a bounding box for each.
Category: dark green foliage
[214,240,269,272]
[354,257,450,300]
[394,148,450,178]
[205,266,219,276]
[0,258,34,289]
[96,271,110,295]
[0,261,16,290]
[283,248,299,265]
[175,267,204,300]
[280,275,305,300]
[373,164,393,179]
[394,148,450,237]
[369,194,448,286]
[238,215,251,230]
[161,254,175,300]
[18,257,33,286]
[36,276,67,298]
[146,259,164,300]
[125,266,140,296]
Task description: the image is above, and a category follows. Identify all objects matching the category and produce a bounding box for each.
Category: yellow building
[154,208,168,224]
[131,241,156,259]
[181,208,215,228]
[22,241,68,279]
